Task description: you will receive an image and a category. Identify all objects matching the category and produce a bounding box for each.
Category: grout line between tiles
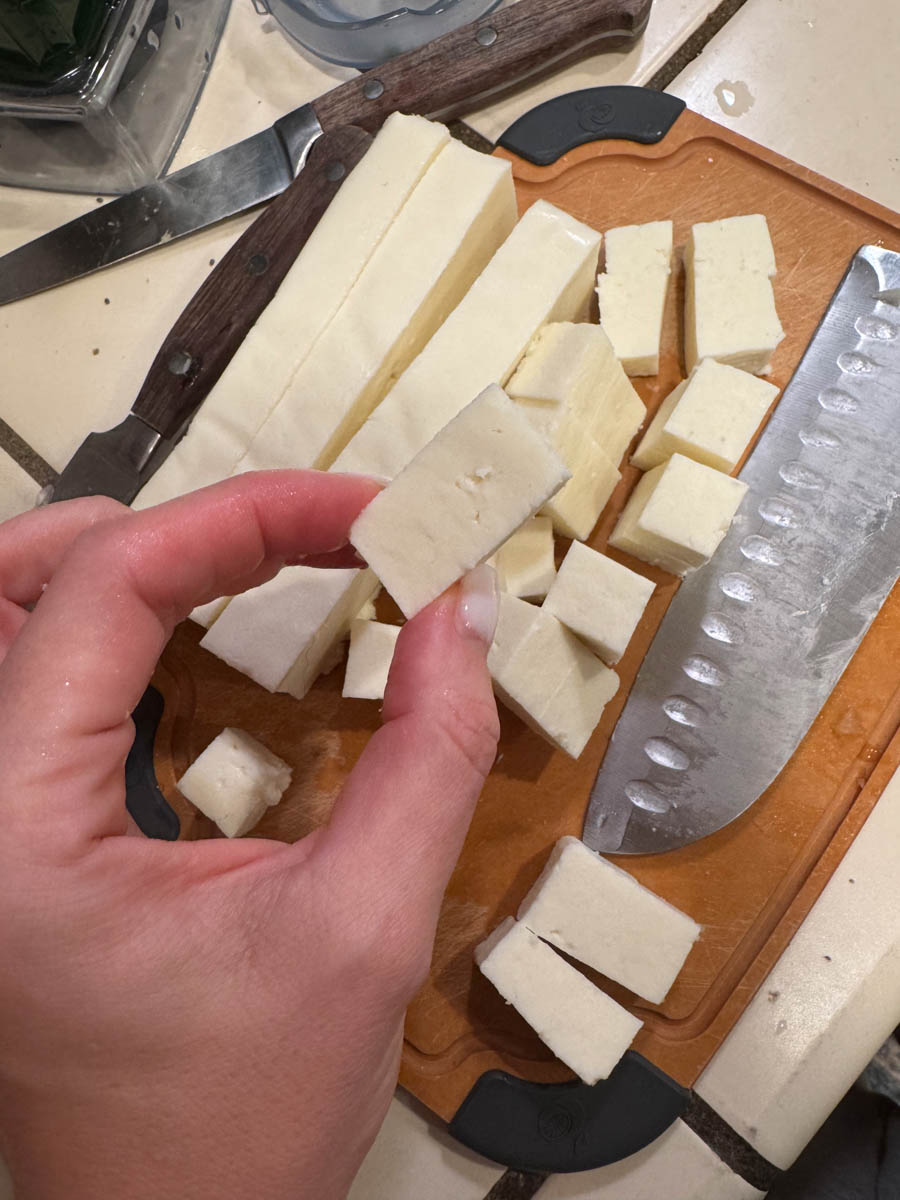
[644,0,753,92]
[0,418,56,488]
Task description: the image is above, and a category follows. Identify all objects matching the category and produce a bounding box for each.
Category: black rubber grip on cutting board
[449,1052,689,1172]
[125,685,179,840]
[497,85,685,166]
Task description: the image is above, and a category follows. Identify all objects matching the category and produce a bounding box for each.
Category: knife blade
[584,244,900,856]
[50,124,373,504]
[0,0,651,306]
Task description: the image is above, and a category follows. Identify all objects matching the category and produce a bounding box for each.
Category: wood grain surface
[151,107,900,1124]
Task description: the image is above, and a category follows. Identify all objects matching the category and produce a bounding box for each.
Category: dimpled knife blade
[585,245,900,855]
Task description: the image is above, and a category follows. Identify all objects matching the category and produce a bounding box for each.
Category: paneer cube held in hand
[543,541,654,666]
[609,454,748,575]
[350,385,570,619]
[475,917,643,1084]
[178,728,292,838]
[517,836,701,1004]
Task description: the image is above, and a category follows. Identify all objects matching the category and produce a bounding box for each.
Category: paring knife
[585,245,900,856]
[0,0,651,307]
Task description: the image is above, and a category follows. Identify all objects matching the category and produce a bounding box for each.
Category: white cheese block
[235,141,516,474]
[542,541,654,666]
[540,433,620,542]
[488,593,618,759]
[517,836,701,1004]
[354,595,378,623]
[133,113,449,509]
[596,220,673,375]
[492,516,556,600]
[199,565,377,698]
[350,386,569,620]
[190,596,232,630]
[342,619,402,700]
[684,213,783,375]
[475,917,642,1084]
[632,358,778,473]
[177,727,292,838]
[332,200,602,480]
[609,453,748,575]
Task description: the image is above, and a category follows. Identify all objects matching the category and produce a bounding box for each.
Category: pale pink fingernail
[456,563,499,647]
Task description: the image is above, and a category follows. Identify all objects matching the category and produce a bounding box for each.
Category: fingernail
[456,563,499,647]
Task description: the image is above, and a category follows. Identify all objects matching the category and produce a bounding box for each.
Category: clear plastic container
[261,0,503,70]
[0,0,230,194]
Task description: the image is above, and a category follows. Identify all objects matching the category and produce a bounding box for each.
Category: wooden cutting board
[148,100,900,1136]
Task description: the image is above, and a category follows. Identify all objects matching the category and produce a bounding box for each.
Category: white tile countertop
[1,0,899,1197]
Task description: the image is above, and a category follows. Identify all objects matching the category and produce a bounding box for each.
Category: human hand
[0,471,500,1200]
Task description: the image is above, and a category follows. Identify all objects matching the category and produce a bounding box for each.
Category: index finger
[0,470,379,850]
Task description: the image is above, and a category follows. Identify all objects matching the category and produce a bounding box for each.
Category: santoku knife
[0,0,651,307]
[585,245,900,855]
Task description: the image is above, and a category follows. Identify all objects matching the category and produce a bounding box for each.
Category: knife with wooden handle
[2,0,651,307]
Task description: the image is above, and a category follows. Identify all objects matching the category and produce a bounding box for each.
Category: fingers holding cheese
[320,569,500,954]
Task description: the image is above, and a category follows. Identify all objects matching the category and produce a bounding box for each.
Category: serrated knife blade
[585,244,900,856]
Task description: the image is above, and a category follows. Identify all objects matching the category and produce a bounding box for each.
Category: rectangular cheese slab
[488,593,618,759]
[540,432,620,542]
[610,453,748,575]
[342,619,402,700]
[517,836,701,1004]
[684,213,783,375]
[507,322,645,469]
[133,113,449,509]
[475,916,642,1084]
[200,566,377,699]
[542,541,654,666]
[596,220,673,375]
[332,200,602,480]
[632,357,778,473]
[492,516,556,601]
[350,386,569,619]
[235,141,516,474]
[177,727,292,838]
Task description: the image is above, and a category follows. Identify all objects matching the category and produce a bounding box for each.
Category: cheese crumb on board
[507,322,645,468]
[632,358,779,473]
[332,200,602,481]
[235,140,516,474]
[199,566,377,699]
[488,593,618,759]
[685,213,784,375]
[475,917,642,1084]
[177,727,292,838]
[596,220,673,375]
[342,620,402,700]
[134,113,449,509]
[491,516,556,601]
[609,453,748,575]
[350,386,569,620]
[517,836,701,1005]
[543,541,654,666]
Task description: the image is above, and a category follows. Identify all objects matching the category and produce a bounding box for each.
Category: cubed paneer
[596,220,673,375]
[342,620,402,700]
[684,214,783,375]
[609,454,748,575]
[540,433,620,541]
[632,358,778,473]
[475,917,643,1084]
[517,837,701,1004]
[507,322,645,467]
[332,202,602,480]
[492,516,556,601]
[543,541,654,665]
[178,727,292,838]
[350,386,569,619]
[488,594,618,759]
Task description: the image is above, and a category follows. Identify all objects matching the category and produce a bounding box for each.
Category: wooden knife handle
[131,125,372,441]
[313,0,652,133]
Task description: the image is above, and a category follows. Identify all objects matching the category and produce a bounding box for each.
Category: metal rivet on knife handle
[247,253,270,276]
[476,25,499,46]
[325,161,347,182]
[167,350,194,377]
[363,79,385,100]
